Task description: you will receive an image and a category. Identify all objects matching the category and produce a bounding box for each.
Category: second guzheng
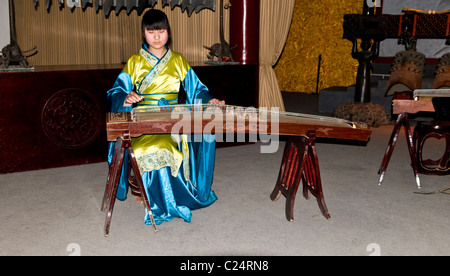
[379,89,450,188]
[102,104,372,236]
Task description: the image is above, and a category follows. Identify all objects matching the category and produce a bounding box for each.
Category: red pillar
[229,0,260,64]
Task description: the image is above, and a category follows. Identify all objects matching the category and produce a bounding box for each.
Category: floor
[0,93,448,256]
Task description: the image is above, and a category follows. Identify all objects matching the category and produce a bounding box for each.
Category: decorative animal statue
[1,0,37,69]
[204,0,236,62]
[1,44,35,68]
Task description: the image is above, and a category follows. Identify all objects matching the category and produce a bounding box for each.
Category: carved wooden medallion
[41,88,102,149]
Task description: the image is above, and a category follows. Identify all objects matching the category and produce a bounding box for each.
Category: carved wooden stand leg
[270,130,331,221]
[378,112,421,188]
[414,122,450,175]
[101,131,157,237]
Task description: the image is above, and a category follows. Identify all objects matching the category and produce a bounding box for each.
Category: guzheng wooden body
[102,105,372,236]
[392,89,450,115]
[106,104,372,141]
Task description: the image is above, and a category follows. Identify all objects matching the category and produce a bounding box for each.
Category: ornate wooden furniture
[343,9,450,103]
[344,11,450,42]
[414,96,450,175]
[102,105,372,236]
[378,91,450,188]
[0,65,119,174]
[0,63,258,174]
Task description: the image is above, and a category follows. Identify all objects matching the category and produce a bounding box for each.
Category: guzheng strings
[131,103,361,128]
[129,103,370,153]
[132,104,270,121]
[131,104,281,153]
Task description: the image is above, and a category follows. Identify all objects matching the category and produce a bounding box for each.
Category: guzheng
[413,89,450,100]
[392,89,450,114]
[106,104,372,142]
[102,104,372,236]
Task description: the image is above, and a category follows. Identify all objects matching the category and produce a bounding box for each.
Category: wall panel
[14,1,229,66]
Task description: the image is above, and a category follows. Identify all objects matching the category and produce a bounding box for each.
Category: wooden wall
[14,1,230,66]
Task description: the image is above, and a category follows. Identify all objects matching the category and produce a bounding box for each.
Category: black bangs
[142,9,171,31]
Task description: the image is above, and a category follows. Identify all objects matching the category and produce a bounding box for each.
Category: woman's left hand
[208,98,225,105]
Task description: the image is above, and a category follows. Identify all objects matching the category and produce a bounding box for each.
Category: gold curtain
[259,0,296,111]
[274,0,361,93]
[14,1,229,66]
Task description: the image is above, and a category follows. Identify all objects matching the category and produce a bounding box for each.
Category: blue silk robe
[107,44,217,225]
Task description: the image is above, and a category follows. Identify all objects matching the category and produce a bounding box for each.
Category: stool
[378,92,420,187]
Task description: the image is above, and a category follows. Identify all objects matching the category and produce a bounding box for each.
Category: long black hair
[142,9,172,45]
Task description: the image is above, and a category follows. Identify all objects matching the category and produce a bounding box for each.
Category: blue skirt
[142,166,218,225]
[108,135,218,226]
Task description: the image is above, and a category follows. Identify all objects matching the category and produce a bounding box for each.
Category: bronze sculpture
[1,0,37,69]
[203,0,236,62]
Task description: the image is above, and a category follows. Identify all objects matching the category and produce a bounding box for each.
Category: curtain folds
[14,1,229,66]
[258,0,296,111]
[14,0,294,111]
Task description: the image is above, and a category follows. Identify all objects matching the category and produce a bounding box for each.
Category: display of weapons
[187,0,203,16]
[34,0,216,17]
[115,0,126,15]
[161,0,170,8]
[196,0,215,13]
[126,0,139,15]
[170,0,182,10]
[136,0,147,15]
[148,0,158,7]
[102,0,114,17]
[95,0,102,13]
[81,0,92,10]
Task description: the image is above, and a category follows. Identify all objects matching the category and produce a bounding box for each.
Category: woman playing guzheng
[106,9,225,226]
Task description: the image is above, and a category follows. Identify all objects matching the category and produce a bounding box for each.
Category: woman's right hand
[124,91,145,107]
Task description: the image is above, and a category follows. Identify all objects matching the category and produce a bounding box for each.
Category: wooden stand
[379,95,450,187]
[270,130,331,221]
[103,129,332,235]
[378,112,420,188]
[102,109,371,235]
[101,131,157,237]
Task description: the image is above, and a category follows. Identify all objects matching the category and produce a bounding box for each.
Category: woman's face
[144,29,169,52]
